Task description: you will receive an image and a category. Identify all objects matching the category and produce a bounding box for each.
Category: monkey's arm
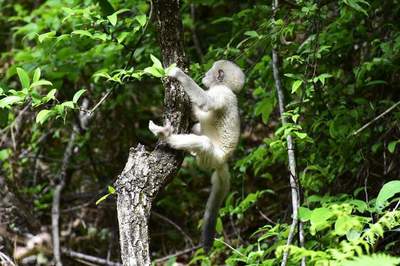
[168,67,216,110]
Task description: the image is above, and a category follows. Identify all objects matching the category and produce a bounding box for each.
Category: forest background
[0,0,400,265]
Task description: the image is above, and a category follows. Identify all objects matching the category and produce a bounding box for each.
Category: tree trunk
[115,1,190,265]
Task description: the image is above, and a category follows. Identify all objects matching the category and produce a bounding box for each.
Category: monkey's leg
[167,134,226,169]
[167,134,220,155]
[166,134,210,151]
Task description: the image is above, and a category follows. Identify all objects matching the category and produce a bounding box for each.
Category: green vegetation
[0,0,399,265]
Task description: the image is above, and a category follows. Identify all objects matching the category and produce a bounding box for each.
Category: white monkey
[149,60,245,252]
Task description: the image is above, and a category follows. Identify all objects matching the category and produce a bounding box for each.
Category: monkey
[148,60,245,252]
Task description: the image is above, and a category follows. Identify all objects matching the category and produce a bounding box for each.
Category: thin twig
[62,249,122,266]
[88,88,114,115]
[352,100,400,136]
[52,131,77,266]
[270,1,304,265]
[153,244,201,263]
[257,208,276,225]
[152,211,194,247]
[214,239,245,257]
[52,100,91,266]
[393,200,400,212]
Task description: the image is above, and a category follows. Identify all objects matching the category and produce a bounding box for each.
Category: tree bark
[115,1,190,265]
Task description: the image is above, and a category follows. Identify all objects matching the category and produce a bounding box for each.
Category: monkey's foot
[148,119,173,139]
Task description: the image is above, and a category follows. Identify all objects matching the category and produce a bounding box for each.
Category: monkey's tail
[202,163,230,253]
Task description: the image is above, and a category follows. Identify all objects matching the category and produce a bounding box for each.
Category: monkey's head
[202,60,245,93]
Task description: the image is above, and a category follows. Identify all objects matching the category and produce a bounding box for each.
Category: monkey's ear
[217,69,224,82]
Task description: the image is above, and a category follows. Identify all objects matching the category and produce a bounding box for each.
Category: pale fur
[149,60,245,252]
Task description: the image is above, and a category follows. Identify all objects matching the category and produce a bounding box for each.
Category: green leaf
[343,0,370,16]
[30,80,53,88]
[144,66,164,78]
[334,215,361,236]
[61,101,75,109]
[310,208,334,225]
[150,54,163,69]
[36,109,54,124]
[71,30,93,38]
[244,31,259,38]
[388,141,398,153]
[117,32,130,43]
[341,254,400,266]
[254,96,274,124]
[0,95,24,108]
[43,89,57,103]
[294,132,307,139]
[17,68,30,89]
[96,184,117,205]
[0,149,10,161]
[135,14,147,27]
[107,185,116,194]
[298,207,311,222]
[291,80,303,93]
[215,218,223,234]
[375,180,400,210]
[107,9,129,26]
[38,31,56,43]
[107,13,117,26]
[33,68,41,83]
[72,89,86,104]
[92,33,108,41]
[96,194,111,205]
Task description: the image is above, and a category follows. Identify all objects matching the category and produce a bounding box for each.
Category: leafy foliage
[0,0,400,265]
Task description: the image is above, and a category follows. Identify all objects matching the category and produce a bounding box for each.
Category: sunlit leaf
[291,80,303,93]
[150,54,163,69]
[33,68,41,83]
[61,101,75,109]
[375,180,400,211]
[36,109,54,124]
[135,14,147,27]
[17,68,30,89]
[0,95,24,108]
[71,30,93,38]
[144,66,164,78]
[38,31,56,43]
[30,80,53,88]
[244,31,259,38]
[72,89,86,104]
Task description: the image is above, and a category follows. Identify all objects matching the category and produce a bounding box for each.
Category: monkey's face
[202,60,245,92]
[202,67,215,88]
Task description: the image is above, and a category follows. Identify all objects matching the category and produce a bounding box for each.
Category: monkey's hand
[167,66,185,80]
[149,119,173,139]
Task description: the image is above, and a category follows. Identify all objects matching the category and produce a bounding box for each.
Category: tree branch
[52,100,92,266]
[270,1,304,265]
[352,100,400,136]
[115,0,190,265]
[62,249,122,266]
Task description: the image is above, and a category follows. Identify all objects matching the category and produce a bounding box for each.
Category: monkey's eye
[217,69,224,82]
